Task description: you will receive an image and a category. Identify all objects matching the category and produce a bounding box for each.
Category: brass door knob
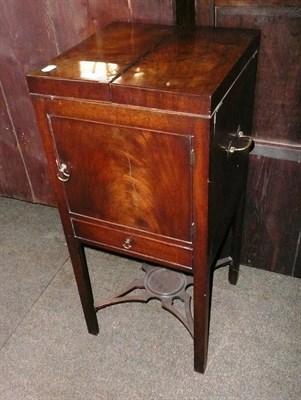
[57,162,70,182]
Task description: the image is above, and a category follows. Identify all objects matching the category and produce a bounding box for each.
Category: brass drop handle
[57,162,70,182]
[228,131,253,154]
[122,237,133,250]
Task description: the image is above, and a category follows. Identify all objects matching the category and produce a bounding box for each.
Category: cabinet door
[50,117,193,242]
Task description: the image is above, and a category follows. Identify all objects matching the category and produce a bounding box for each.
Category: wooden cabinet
[52,116,194,268]
[27,22,259,373]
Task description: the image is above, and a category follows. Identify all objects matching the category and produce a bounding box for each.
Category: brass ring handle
[57,163,70,182]
[122,237,132,250]
[228,132,253,154]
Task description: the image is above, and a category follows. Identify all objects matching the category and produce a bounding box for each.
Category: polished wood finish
[0,0,174,205]
[51,117,192,241]
[28,22,259,372]
[2,1,300,279]
[112,27,259,114]
[27,22,174,101]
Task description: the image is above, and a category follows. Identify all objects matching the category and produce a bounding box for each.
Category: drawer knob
[122,237,133,250]
[57,162,70,182]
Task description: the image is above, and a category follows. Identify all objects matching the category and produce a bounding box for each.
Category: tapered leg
[193,307,209,373]
[228,193,246,285]
[193,263,211,373]
[68,240,99,335]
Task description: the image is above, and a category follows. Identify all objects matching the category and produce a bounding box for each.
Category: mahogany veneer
[27,22,259,373]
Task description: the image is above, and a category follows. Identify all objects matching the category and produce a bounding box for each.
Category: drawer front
[50,116,193,243]
[72,219,193,270]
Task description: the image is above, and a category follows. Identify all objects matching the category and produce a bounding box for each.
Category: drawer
[72,219,193,271]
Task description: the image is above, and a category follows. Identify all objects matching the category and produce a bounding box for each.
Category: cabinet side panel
[209,55,257,264]
[213,4,301,277]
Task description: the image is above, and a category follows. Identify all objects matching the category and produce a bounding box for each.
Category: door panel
[50,117,193,241]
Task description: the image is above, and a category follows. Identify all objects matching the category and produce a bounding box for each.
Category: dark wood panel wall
[196,0,301,277]
[1,0,300,277]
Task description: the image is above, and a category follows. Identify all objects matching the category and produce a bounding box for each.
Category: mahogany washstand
[27,22,260,373]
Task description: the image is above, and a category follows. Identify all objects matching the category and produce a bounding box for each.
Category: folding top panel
[27,22,259,115]
[27,22,173,101]
[111,27,260,115]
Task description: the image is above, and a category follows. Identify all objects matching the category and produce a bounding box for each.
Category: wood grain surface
[0,0,174,205]
[1,1,300,277]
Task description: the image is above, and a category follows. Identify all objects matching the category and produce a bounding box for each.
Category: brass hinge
[191,222,195,240]
[190,148,195,166]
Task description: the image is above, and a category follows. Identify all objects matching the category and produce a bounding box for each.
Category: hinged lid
[27,22,259,116]
[26,22,173,101]
[111,27,260,116]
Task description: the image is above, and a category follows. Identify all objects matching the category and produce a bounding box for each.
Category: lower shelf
[94,264,194,337]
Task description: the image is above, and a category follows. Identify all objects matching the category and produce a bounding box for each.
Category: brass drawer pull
[228,131,253,154]
[122,237,133,250]
[57,162,70,182]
